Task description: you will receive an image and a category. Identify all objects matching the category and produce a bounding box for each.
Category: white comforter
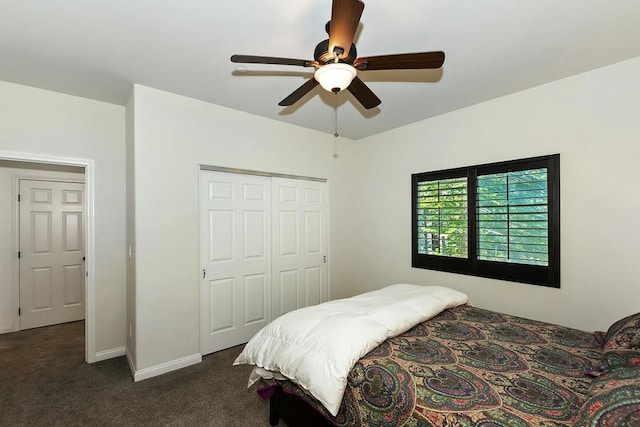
[233,284,468,416]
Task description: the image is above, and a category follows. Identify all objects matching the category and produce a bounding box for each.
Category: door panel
[244,273,267,325]
[32,267,53,309]
[63,264,83,305]
[279,212,298,255]
[305,267,321,306]
[32,211,52,253]
[305,211,322,253]
[280,269,299,314]
[271,178,328,318]
[200,171,271,355]
[244,211,266,258]
[19,180,85,330]
[210,210,234,261]
[209,278,234,333]
[63,212,82,251]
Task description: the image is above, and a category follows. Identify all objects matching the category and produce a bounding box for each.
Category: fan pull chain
[333,93,339,158]
[333,93,339,138]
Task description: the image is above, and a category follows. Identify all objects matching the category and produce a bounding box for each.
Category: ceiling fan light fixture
[314,63,357,93]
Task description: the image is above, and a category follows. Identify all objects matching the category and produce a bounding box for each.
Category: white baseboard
[132,353,202,382]
[94,346,126,362]
[0,326,17,335]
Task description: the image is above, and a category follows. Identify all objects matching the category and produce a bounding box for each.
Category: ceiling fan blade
[328,0,364,59]
[231,55,317,68]
[347,76,381,109]
[354,51,445,71]
[278,79,320,106]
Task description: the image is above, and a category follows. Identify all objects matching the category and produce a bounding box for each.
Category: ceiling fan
[231,0,445,110]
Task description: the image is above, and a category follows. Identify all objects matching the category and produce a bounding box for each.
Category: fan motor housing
[314,39,357,65]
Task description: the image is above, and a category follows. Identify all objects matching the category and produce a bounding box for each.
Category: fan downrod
[314,39,357,64]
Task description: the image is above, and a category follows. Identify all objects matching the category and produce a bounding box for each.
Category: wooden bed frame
[269,387,333,427]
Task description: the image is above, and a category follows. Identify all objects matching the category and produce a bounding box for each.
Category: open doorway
[0,152,96,363]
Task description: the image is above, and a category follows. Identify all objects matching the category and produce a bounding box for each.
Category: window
[412,154,560,287]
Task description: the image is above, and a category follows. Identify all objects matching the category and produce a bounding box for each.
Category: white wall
[0,161,84,333]
[130,85,356,373]
[0,81,127,354]
[346,57,640,332]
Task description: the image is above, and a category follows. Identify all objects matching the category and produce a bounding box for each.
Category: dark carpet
[0,321,273,426]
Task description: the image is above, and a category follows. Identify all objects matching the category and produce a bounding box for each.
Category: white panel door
[271,178,328,317]
[19,180,85,330]
[200,171,271,355]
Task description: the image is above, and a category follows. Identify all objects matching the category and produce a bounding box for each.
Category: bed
[234,285,640,426]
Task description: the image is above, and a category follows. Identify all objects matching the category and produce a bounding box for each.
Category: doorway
[0,152,96,363]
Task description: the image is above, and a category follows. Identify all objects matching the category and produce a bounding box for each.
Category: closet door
[271,178,328,317]
[200,171,271,355]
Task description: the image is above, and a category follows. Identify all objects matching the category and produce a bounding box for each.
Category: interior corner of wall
[125,346,137,379]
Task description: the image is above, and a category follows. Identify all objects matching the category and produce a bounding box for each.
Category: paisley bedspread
[260,304,602,426]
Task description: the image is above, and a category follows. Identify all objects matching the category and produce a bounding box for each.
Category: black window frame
[412,154,560,288]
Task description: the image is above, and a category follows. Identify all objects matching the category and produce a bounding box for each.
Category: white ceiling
[1,0,639,140]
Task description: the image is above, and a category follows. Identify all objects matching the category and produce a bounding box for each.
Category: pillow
[604,312,640,347]
[574,367,640,426]
[590,366,640,391]
[602,312,640,370]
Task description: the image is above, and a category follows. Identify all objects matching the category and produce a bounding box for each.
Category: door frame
[1,150,96,363]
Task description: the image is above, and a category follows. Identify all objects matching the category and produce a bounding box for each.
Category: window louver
[416,177,468,258]
[476,169,548,266]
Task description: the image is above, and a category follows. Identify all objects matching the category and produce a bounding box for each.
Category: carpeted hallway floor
[0,321,273,426]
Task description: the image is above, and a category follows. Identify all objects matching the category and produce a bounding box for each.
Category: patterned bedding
[259,304,602,426]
